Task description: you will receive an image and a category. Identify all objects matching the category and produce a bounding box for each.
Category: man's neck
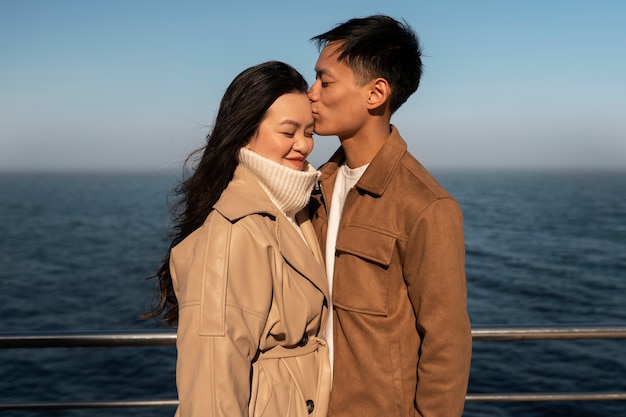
[339,123,391,168]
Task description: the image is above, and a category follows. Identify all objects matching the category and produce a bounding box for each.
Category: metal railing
[1,325,625,411]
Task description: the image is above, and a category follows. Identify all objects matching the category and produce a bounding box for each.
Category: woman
[148,61,330,417]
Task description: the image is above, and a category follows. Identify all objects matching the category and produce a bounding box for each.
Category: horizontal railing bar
[3,392,626,410]
[466,392,626,402]
[471,325,626,341]
[1,326,626,348]
[0,399,178,411]
[0,330,177,348]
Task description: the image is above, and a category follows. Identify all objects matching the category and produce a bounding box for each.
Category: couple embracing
[147,14,472,417]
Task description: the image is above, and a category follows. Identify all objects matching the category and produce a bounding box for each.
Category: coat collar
[319,125,407,197]
[214,166,278,221]
[214,166,329,302]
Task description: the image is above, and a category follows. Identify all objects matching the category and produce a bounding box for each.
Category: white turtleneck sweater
[238,148,320,241]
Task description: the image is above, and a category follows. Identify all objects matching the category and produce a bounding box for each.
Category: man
[308,15,472,417]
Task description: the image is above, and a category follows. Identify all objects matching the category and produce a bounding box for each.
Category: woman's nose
[293,135,308,152]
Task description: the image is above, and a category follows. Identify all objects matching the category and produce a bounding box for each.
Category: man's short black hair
[311,15,423,113]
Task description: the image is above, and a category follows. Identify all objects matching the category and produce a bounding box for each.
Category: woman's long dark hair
[144,61,309,327]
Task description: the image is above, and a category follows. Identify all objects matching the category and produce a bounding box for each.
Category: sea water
[1,170,625,417]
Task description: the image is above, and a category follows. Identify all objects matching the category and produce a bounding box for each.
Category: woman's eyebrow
[279,119,301,127]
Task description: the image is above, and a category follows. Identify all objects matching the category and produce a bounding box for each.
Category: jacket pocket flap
[335,225,396,267]
[332,226,396,316]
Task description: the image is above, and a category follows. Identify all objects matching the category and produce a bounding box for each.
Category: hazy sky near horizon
[1,0,625,171]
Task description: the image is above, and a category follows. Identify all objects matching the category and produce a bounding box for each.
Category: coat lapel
[275,210,329,301]
[217,167,330,304]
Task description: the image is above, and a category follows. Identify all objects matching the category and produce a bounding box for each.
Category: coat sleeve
[404,197,472,417]
[172,216,274,417]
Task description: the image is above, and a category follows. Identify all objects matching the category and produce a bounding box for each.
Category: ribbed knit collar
[238,148,320,218]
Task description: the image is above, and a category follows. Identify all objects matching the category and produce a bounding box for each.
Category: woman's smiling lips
[286,156,305,169]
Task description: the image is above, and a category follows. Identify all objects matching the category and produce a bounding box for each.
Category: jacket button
[306,399,314,414]
[298,333,308,347]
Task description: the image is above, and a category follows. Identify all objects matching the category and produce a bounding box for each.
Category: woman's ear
[244,133,257,150]
[366,78,390,111]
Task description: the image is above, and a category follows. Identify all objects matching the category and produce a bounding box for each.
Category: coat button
[298,333,308,347]
[306,399,314,414]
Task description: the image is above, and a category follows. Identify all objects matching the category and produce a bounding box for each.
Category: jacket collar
[319,125,407,197]
[215,166,329,301]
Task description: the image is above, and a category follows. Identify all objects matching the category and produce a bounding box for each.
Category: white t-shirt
[325,163,368,380]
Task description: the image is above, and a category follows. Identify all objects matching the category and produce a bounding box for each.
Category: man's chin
[313,128,335,137]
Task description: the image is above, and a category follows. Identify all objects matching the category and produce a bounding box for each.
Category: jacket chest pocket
[333,225,397,316]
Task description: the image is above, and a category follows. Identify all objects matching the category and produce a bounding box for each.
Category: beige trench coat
[171,166,331,417]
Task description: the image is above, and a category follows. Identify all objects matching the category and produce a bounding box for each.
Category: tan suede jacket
[171,166,331,417]
[310,127,472,417]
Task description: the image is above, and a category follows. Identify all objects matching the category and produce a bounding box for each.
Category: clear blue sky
[1,0,625,171]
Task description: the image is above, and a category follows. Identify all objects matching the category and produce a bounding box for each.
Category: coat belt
[256,336,328,360]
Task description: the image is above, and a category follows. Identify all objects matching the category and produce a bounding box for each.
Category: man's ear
[366,78,390,111]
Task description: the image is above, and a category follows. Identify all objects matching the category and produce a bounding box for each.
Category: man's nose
[308,81,319,101]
